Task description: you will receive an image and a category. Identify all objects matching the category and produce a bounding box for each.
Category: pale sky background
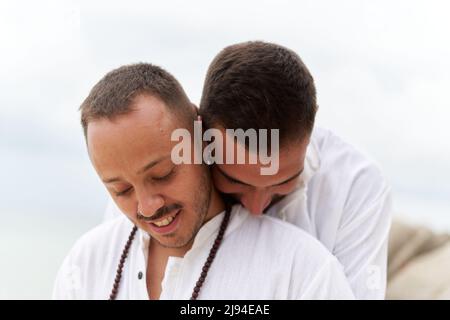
[0,0,449,299]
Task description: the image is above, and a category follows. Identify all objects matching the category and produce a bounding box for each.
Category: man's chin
[140,223,195,249]
[153,233,195,249]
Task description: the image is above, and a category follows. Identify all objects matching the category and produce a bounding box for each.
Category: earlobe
[191,103,199,114]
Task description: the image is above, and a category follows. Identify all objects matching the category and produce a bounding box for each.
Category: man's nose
[241,191,271,215]
[136,189,164,218]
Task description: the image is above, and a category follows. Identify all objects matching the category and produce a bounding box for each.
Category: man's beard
[159,166,212,249]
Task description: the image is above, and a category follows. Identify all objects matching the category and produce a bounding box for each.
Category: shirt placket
[159,257,183,299]
[127,231,150,300]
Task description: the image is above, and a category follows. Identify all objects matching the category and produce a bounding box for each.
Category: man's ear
[191,103,199,115]
[191,103,203,122]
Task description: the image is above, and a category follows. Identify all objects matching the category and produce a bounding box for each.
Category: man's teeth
[152,213,177,227]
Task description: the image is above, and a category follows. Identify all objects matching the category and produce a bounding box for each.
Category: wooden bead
[109,226,138,300]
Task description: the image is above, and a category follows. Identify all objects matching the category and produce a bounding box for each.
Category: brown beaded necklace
[109,208,231,300]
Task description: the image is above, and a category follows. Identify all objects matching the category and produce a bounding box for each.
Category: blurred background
[1,0,449,299]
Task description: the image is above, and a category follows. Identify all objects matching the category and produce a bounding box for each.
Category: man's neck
[203,186,226,226]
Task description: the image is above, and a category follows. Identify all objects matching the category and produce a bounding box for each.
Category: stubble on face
[153,163,213,250]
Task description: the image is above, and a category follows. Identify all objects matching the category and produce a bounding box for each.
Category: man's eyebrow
[273,169,303,186]
[102,155,171,183]
[216,167,252,186]
[136,155,171,175]
[217,167,303,187]
[103,176,122,184]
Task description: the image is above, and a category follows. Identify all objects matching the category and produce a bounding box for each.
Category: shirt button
[138,271,143,280]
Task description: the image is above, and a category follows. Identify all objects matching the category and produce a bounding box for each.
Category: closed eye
[217,168,251,186]
[116,187,133,197]
[226,176,244,185]
[153,168,175,182]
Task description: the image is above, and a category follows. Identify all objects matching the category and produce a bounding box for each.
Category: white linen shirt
[265,127,392,299]
[103,127,392,299]
[53,205,355,300]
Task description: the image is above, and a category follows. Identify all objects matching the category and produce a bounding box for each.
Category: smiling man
[53,63,354,300]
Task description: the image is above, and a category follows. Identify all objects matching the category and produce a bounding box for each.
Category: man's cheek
[114,199,136,219]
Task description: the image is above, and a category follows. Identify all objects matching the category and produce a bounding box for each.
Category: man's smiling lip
[144,209,182,234]
[138,206,182,223]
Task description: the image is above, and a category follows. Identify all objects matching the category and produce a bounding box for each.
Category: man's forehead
[86,96,180,174]
[216,150,305,188]
[101,154,172,183]
[87,95,178,142]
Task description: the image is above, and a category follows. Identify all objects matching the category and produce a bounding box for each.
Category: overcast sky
[1,0,450,230]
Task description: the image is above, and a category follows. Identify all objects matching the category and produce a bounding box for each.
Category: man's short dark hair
[200,41,317,146]
[80,63,194,138]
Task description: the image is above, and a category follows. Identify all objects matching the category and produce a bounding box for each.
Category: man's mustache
[136,203,183,222]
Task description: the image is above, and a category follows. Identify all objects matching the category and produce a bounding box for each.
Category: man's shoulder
[313,127,379,169]
[53,215,133,299]
[310,127,392,233]
[311,126,390,195]
[243,212,335,261]
[67,215,133,262]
